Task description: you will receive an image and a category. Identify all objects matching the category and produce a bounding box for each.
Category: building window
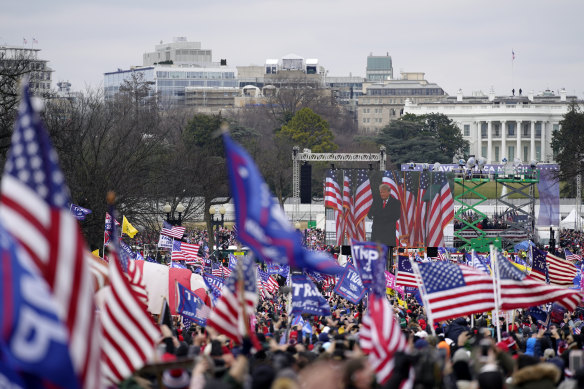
[481,125,487,138]
[481,146,487,158]
[536,145,541,161]
[463,124,470,136]
[494,124,500,137]
[495,146,500,162]
[523,125,530,137]
[523,146,528,162]
[508,146,515,161]
[553,123,560,132]
[508,123,515,137]
[535,122,542,137]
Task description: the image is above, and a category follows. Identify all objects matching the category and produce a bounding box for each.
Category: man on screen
[368,183,401,267]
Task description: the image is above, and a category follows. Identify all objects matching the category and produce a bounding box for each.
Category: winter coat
[509,363,560,389]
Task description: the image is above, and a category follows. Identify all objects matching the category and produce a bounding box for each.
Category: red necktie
[383,200,387,208]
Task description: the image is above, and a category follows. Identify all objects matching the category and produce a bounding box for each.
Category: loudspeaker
[427,247,438,257]
[341,245,351,255]
[300,163,312,204]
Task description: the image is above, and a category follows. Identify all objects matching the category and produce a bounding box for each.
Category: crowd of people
[560,230,584,254]
[133,287,584,389]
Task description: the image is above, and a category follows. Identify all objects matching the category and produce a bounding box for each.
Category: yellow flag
[122,216,138,238]
[92,249,100,257]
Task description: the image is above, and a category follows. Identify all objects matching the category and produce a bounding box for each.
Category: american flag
[181,242,201,264]
[101,257,160,384]
[324,169,343,211]
[343,174,357,241]
[360,293,413,385]
[395,255,417,288]
[258,268,279,295]
[565,249,582,262]
[206,256,258,344]
[495,250,583,311]
[0,83,101,388]
[401,172,416,246]
[353,169,373,241]
[413,171,430,246]
[426,171,454,247]
[382,170,402,246]
[546,252,579,287]
[325,169,345,246]
[212,262,224,278]
[530,248,549,283]
[417,262,495,323]
[161,220,186,240]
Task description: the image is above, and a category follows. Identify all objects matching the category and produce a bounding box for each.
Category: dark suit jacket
[368,197,401,246]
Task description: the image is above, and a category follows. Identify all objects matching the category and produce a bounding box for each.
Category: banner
[176,283,210,326]
[333,263,366,304]
[351,240,387,295]
[290,274,331,316]
[158,234,173,249]
[70,204,91,220]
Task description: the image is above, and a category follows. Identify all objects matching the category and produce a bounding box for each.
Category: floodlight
[458,159,466,167]
[422,163,429,171]
[433,162,441,171]
[409,162,415,170]
[513,157,521,167]
[477,157,487,171]
[466,157,476,169]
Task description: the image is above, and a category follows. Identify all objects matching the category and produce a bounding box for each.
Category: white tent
[560,208,584,230]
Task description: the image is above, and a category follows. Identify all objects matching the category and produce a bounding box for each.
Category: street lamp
[210,205,226,249]
[163,201,185,226]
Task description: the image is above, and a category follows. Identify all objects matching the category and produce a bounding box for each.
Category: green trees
[278,107,337,153]
[376,113,468,167]
[551,102,584,192]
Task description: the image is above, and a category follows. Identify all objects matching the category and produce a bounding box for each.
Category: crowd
[129,285,584,389]
[454,215,511,230]
[560,230,584,254]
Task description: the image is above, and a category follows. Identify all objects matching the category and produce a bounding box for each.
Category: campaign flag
[333,263,366,304]
[546,252,578,287]
[565,249,582,262]
[469,251,491,274]
[70,203,92,221]
[526,306,548,325]
[157,234,173,249]
[171,262,186,269]
[135,252,144,261]
[223,133,342,275]
[228,254,238,271]
[291,315,304,328]
[206,255,258,344]
[267,262,289,277]
[530,248,549,283]
[351,240,387,295]
[427,171,454,247]
[176,283,211,326]
[104,212,120,246]
[495,249,582,311]
[160,220,185,240]
[360,293,413,385]
[417,262,495,323]
[395,255,417,288]
[290,274,331,316]
[203,273,224,299]
[437,247,449,261]
[122,216,138,238]
[0,82,101,388]
[120,241,137,262]
[0,223,79,389]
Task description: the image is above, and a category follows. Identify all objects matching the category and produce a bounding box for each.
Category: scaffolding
[454,167,539,251]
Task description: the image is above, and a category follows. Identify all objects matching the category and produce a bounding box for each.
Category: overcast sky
[3,0,584,98]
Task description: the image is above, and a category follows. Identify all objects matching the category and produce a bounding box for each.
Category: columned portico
[516,120,522,161]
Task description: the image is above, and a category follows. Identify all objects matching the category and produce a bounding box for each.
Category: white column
[516,120,522,161]
[530,121,536,162]
[487,121,493,163]
[501,120,507,161]
[476,121,482,156]
[541,121,546,162]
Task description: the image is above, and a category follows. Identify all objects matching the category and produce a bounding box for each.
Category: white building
[404,89,582,163]
[0,45,53,92]
[143,37,214,67]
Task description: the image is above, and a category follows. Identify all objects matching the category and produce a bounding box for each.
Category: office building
[0,44,53,92]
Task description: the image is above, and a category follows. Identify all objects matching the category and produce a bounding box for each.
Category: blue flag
[203,273,224,303]
[176,283,211,326]
[291,274,331,316]
[333,263,366,304]
[351,240,387,296]
[228,254,238,271]
[171,262,186,269]
[223,133,343,275]
[69,203,92,220]
[0,224,79,389]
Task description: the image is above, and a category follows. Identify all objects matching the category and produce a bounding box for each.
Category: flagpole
[410,259,436,336]
[490,245,502,342]
[237,257,249,339]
